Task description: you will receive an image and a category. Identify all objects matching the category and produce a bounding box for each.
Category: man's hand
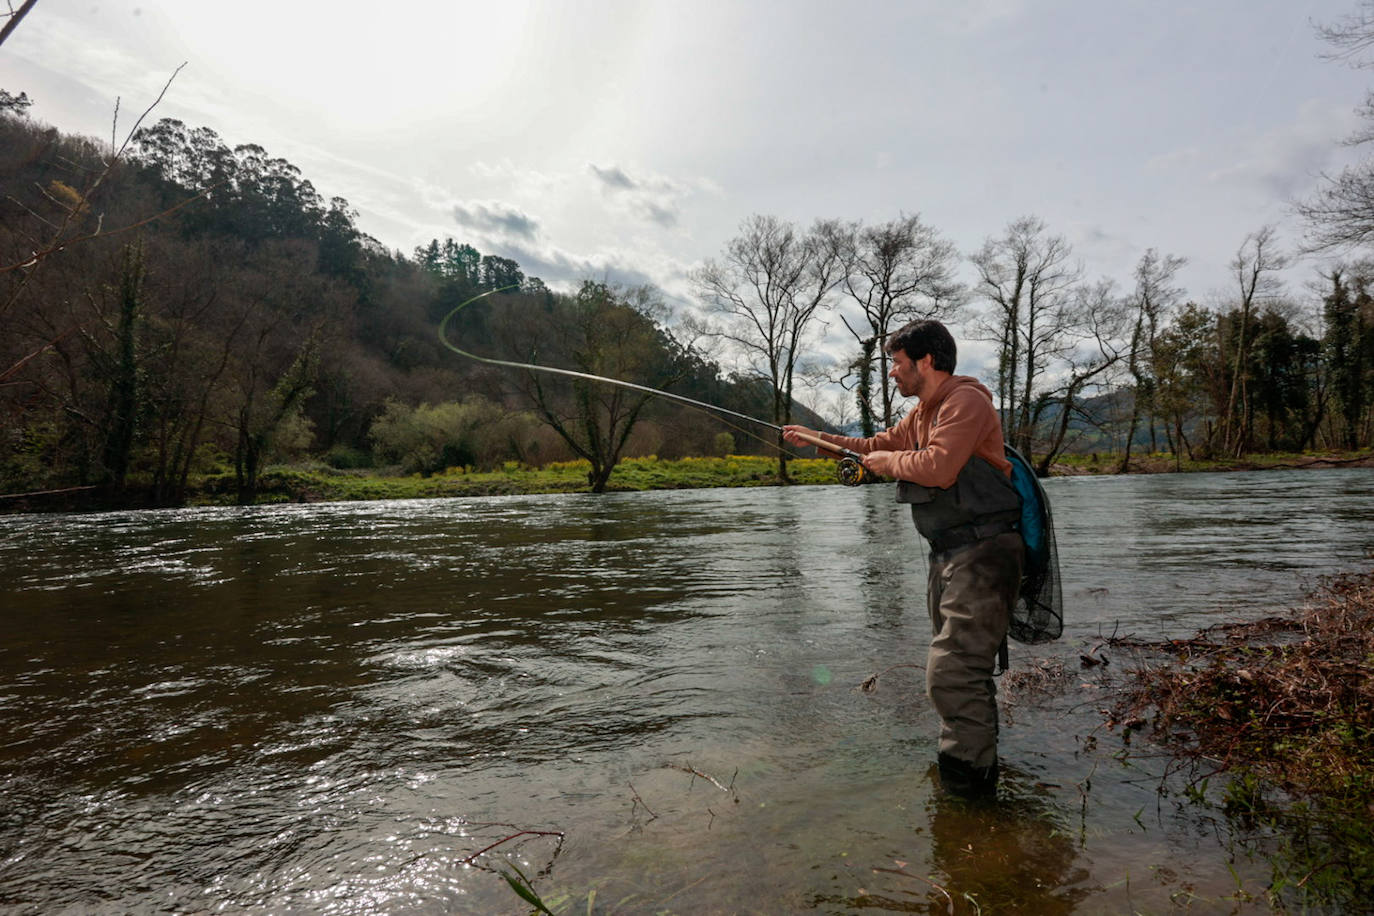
[781,425,818,447]
[863,449,896,476]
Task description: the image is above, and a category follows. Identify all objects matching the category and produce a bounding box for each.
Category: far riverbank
[2,449,1373,513]
[1050,448,1374,476]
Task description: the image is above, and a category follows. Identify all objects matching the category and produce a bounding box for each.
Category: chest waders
[896,455,1026,795]
[897,454,1023,673]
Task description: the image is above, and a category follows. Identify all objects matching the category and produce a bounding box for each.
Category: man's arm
[863,389,990,488]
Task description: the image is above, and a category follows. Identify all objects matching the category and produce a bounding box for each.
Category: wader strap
[996,635,1009,676]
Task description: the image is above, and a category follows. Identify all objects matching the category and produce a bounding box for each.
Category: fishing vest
[895,454,1022,554]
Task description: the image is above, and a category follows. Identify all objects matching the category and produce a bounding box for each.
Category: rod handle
[788,430,862,462]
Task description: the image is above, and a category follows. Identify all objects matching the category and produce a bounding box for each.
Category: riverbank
[1051,448,1374,476]
[207,454,845,504]
[2,449,1372,512]
[1104,568,1374,908]
[202,448,1374,504]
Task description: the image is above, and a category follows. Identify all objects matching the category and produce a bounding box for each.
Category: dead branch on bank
[1107,570,1374,799]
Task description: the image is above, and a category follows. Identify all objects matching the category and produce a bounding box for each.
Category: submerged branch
[458,828,565,868]
[663,762,737,794]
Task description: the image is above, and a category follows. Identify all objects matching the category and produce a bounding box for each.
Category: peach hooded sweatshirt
[823,375,1011,488]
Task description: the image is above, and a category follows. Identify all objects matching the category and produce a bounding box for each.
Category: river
[2,468,1373,913]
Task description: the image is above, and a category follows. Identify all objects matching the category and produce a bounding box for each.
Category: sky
[4,0,1374,401]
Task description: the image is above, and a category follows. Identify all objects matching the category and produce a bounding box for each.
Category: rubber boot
[936,752,998,800]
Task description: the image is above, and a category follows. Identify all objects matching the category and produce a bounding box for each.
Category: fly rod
[437,287,871,485]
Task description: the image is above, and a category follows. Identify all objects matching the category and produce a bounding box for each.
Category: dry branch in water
[663,762,737,794]
[458,826,565,868]
[859,662,925,692]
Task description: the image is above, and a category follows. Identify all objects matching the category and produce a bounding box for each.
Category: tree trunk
[857,337,876,436]
[1118,313,1146,474]
[235,424,260,505]
[101,244,144,495]
[588,463,612,493]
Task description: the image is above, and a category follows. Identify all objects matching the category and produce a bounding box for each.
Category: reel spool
[837,456,868,486]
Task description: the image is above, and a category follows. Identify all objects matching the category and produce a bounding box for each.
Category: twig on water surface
[859,662,925,693]
[628,780,657,820]
[458,828,565,868]
[664,762,736,794]
[871,864,957,915]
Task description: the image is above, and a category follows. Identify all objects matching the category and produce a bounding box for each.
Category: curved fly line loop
[437,286,869,485]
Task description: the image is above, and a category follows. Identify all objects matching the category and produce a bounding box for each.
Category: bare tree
[1,65,190,282]
[1223,226,1288,456]
[221,242,347,503]
[0,0,39,47]
[1031,279,1131,474]
[1119,248,1187,471]
[1,65,207,418]
[692,214,844,481]
[834,214,963,432]
[969,216,1082,456]
[501,282,676,493]
[1299,2,1374,250]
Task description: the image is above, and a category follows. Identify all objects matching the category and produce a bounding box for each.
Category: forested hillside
[0,112,801,505]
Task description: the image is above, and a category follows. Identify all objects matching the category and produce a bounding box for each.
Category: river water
[2,469,1373,914]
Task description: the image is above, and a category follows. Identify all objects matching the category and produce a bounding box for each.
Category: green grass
[184,448,1374,506]
[190,454,844,505]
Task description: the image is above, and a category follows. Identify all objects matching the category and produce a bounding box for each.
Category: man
[783,319,1023,799]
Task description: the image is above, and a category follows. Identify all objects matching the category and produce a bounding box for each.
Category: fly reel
[837,456,868,486]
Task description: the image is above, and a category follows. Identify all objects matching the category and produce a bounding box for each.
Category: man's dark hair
[885,319,957,373]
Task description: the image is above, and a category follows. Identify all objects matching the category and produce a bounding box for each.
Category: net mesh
[1009,471,1063,644]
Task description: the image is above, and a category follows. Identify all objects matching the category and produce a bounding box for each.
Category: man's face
[889,349,928,399]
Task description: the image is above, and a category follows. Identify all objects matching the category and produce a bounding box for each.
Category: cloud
[451,200,540,241]
[588,162,686,229]
[506,242,661,292]
[1206,100,1363,200]
[589,164,637,191]
[470,160,559,197]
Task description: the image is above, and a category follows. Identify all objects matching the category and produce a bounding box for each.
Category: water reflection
[815,774,1091,913]
[1,469,1372,912]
